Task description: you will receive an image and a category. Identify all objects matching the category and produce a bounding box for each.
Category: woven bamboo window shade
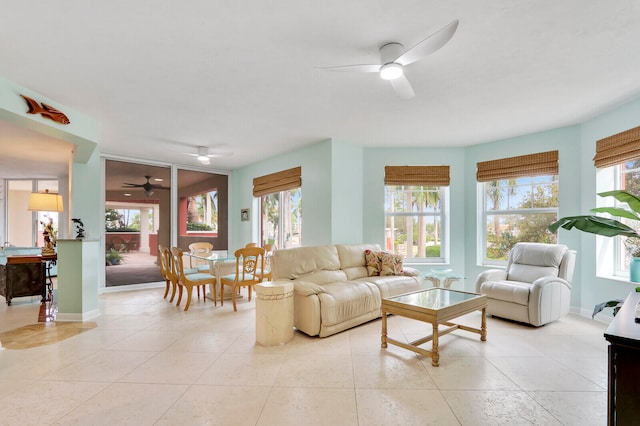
[476,150,558,182]
[593,125,640,168]
[384,165,450,186]
[253,166,301,197]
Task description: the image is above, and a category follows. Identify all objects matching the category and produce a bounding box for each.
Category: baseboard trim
[56,308,100,322]
[570,305,613,324]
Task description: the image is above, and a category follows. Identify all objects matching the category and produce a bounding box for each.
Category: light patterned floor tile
[442,389,562,425]
[356,388,460,425]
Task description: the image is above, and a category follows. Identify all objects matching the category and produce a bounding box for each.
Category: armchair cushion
[507,243,567,283]
[479,280,531,305]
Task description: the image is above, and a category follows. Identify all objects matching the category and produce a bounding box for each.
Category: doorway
[104,160,170,287]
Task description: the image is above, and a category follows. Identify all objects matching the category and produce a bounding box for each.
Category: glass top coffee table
[381,288,487,366]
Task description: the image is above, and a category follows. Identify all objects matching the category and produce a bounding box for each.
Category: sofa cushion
[380,251,403,276]
[293,269,348,285]
[317,281,381,327]
[337,244,381,269]
[272,245,341,280]
[364,249,381,276]
[343,266,369,281]
[356,275,421,299]
[480,280,531,305]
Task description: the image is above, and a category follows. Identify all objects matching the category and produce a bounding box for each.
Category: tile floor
[0,288,609,425]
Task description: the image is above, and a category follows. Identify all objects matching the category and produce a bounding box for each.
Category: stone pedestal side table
[255,280,294,346]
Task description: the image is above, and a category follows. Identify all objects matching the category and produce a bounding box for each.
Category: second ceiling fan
[318,19,459,99]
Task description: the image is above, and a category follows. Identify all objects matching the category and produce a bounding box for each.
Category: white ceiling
[1,1,640,177]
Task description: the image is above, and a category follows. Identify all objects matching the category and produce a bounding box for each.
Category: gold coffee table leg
[381,311,388,348]
[431,323,439,366]
[481,307,487,341]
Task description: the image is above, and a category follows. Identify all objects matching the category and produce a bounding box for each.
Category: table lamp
[27,189,64,255]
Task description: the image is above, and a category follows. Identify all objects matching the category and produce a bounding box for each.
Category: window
[186,191,218,233]
[105,207,154,232]
[477,151,559,265]
[254,167,302,249]
[5,179,60,248]
[600,160,640,277]
[480,176,558,263]
[593,125,640,278]
[384,185,447,262]
[260,188,302,249]
[384,165,450,263]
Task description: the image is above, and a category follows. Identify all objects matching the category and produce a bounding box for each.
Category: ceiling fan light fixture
[197,155,210,165]
[380,63,403,80]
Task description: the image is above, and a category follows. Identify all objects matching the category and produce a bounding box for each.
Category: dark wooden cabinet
[0,255,45,305]
[604,290,640,425]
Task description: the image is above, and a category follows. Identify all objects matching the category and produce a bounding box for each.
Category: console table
[604,290,640,425]
[0,255,46,305]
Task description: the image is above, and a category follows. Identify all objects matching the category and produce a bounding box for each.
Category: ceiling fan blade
[122,183,143,187]
[208,152,234,158]
[390,75,415,99]
[316,64,381,73]
[395,19,459,66]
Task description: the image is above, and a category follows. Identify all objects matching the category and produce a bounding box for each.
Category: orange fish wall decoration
[20,94,70,125]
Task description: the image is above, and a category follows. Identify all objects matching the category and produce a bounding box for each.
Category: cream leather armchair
[475,242,576,326]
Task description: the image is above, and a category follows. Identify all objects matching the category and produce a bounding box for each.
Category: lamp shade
[28,190,64,212]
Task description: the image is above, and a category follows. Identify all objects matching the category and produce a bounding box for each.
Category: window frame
[478,175,559,266]
[598,162,640,279]
[383,184,449,264]
[259,187,302,249]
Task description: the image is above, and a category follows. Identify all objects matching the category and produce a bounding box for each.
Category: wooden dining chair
[188,242,213,272]
[188,242,214,299]
[220,246,265,311]
[158,245,172,299]
[260,243,275,281]
[171,247,217,311]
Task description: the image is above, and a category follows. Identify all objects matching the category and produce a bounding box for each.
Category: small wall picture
[241,208,250,222]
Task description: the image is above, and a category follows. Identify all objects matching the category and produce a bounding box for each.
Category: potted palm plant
[549,190,640,317]
[106,248,123,266]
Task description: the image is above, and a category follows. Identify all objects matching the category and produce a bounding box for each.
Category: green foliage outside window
[485,176,558,261]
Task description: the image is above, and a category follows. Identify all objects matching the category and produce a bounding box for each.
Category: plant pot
[631,257,640,283]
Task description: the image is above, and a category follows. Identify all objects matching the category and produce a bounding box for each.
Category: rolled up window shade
[384,165,450,186]
[476,150,558,182]
[593,125,640,168]
[253,166,301,197]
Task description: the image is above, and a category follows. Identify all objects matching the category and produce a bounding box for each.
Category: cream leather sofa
[271,244,422,337]
[475,242,576,327]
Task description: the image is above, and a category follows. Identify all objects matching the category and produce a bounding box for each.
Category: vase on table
[630,257,640,283]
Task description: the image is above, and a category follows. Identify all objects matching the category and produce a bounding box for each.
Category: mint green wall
[70,151,101,313]
[362,146,467,275]
[231,140,333,250]
[331,140,363,244]
[0,75,99,163]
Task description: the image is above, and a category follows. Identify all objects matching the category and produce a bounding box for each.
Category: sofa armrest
[475,269,508,293]
[293,280,325,296]
[402,266,420,277]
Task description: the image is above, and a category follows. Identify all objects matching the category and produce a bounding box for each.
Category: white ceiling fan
[185,145,234,165]
[317,19,459,99]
